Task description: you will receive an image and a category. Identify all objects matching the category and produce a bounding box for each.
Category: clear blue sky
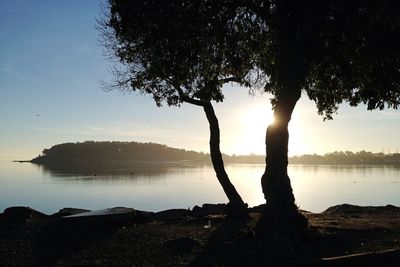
[1,0,400,160]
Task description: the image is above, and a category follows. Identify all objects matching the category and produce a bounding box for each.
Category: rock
[192,203,227,217]
[154,209,191,221]
[62,207,136,224]
[323,204,400,215]
[203,203,227,214]
[205,214,225,221]
[134,210,155,222]
[3,206,48,222]
[323,204,365,215]
[382,204,400,213]
[51,208,91,218]
[164,237,199,254]
[248,204,266,213]
[1,207,49,230]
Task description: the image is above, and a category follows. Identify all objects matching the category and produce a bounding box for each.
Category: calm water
[1,160,400,214]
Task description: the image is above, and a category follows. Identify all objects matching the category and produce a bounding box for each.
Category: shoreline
[2,202,400,217]
[16,159,400,165]
[1,203,400,266]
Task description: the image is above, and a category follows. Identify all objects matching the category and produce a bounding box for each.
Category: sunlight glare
[236,103,306,156]
[238,104,275,155]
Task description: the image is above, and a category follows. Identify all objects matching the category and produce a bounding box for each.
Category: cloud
[86,122,177,139]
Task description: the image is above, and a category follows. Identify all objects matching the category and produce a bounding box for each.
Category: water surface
[1,161,399,214]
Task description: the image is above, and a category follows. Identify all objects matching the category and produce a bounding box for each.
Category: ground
[1,204,400,266]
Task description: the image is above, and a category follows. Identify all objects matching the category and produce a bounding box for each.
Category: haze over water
[1,160,400,214]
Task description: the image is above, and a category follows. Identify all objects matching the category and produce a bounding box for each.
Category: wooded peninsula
[30,141,400,166]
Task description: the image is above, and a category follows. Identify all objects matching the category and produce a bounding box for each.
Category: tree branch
[243,0,271,21]
[220,76,240,83]
[175,86,205,107]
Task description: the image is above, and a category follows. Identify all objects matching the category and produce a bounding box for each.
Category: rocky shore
[1,203,400,266]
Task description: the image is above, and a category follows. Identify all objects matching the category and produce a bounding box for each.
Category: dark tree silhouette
[244,1,400,241]
[31,141,209,166]
[97,0,262,217]
[99,0,400,241]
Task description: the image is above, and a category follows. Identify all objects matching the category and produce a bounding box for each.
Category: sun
[235,103,305,156]
[237,104,275,155]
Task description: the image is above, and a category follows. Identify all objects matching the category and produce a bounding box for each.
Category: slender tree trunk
[256,88,308,241]
[203,102,248,217]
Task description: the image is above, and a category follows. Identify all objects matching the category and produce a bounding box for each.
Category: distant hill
[31,141,210,167]
[30,142,400,167]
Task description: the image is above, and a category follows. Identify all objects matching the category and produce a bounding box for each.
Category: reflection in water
[289,165,400,212]
[1,161,400,214]
[36,161,212,181]
[291,164,400,172]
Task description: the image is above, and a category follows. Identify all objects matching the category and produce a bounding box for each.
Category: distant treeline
[31,141,210,167]
[228,151,400,165]
[31,142,400,166]
[290,151,400,165]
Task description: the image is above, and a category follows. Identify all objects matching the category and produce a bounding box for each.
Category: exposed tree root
[225,202,249,220]
[255,205,309,247]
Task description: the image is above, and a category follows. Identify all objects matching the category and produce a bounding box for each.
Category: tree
[100,0,400,241]
[245,0,400,240]
[98,0,261,217]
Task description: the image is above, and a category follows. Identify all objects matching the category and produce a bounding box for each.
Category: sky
[1,0,400,160]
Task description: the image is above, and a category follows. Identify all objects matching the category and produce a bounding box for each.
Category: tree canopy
[98,0,256,216]
[100,0,400,116]
[244,0,400,239]
[99,0,264,105]
[296,1,400,118]
[212,1,400,120]
[99,0,400,240]
[31,141,208,165]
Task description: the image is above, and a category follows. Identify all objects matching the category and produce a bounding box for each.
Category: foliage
[244,1,400,118]
[31,141,208,166]
[100,1,400,119]
[97,1,400,230]
[302,1,400,118]
[290,151,400,165]
[32,142,400,166]
[98,0,264,106]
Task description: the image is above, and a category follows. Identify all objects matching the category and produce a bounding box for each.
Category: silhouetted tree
[99,0,400,240]
[244,1,400,241]
[98,0,262,216]
[31,141,209,165]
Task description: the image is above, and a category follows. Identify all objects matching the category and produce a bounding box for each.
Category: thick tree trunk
[203,103,248,217]
[256,89,308,242]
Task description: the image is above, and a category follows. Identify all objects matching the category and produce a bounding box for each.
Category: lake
[1,160,400,214]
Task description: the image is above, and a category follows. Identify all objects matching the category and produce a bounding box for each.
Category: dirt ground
[1,204,400,266]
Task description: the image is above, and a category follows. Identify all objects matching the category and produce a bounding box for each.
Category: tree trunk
[256,89,308,242]
[203,102,248,217]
